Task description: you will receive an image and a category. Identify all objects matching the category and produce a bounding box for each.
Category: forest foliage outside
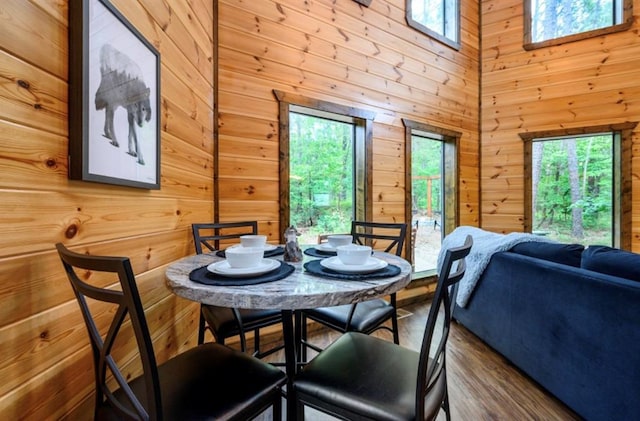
[532,134,613,246]
[288,115,614,248]
[411,136,442,218]
[289,113,354,243]
[411,135,443,272]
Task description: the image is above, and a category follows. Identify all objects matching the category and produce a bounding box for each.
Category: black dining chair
[300,221,408,360]
[293,234,473,420]
[316,233,350,244]
[56,242,286,421]
[192,222,284,359]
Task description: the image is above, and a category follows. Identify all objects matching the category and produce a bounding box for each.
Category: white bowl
[225,246,264,268]
[327,234,353,249]
[240,235,267,248]
[336,244,372,265]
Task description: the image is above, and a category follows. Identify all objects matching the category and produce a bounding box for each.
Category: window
[274,90,374,244]
[524,0,632,50]
[520,123,635,249]
[289,110,356,242]
[404,119,460,276]
[406,0,460,50]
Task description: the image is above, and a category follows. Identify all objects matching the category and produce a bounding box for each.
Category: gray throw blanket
[437,226,554,307]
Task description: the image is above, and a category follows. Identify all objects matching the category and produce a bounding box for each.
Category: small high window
[406,0,460,50]
[524,0,633,50]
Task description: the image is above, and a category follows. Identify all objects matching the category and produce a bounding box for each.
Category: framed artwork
[69,0,160,189]
[353,0,372,5]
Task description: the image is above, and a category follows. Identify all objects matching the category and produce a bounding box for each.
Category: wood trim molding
[273,90,376,121]
[213,0,219,222]
[402,118,463,139]
[518,122,638,141]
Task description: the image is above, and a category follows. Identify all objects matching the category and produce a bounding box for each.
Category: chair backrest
[56,243,162,420]
[192,221,258,254]
[317,234,330,244]
[415,234,472,419]
[350,221,408,256]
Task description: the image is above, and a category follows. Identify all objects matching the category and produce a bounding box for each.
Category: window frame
[406,0,461,51]
[523,0,633,50]
[519,123,636,250]
[274,90,374,242]
[404,119,461,278]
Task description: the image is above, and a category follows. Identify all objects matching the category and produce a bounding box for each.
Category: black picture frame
[69,0,161,189]
[353,0,372,6]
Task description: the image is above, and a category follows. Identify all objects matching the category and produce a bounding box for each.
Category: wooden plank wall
[480,0,640,250]
[0,0,480,418]
[216,0,480,237]
[0,0,213,418]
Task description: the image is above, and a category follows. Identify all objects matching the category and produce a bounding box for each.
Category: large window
[404,119,460,276]
[524,0,632,49]
[289,110,356,243]
[532,134,614,245]
[521,123,635,249]
[406,0,460,50]
[411,134,443,273]
[274,91,374,244]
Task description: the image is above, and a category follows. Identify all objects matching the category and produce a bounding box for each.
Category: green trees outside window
[411,135,443,272]
[532,134,613,245]
[411,136,442,221]
[289,112,354,242]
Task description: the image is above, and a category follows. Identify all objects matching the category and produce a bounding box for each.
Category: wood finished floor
[254,299,581,420]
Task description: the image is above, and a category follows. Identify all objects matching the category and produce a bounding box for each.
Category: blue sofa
[453,243,640,421]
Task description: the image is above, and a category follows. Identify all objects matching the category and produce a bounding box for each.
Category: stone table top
[165,249,412,310]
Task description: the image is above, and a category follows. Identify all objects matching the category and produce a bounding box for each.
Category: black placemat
[216,246,284,258]
[304,247,337,258]
[190,261,294,286]
[303,259,401,280]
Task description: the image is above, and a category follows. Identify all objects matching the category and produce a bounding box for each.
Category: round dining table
[165,247,412,420]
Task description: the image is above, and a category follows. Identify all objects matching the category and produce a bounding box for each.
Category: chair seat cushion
[294,332,445,420]
[201,305,282,337]
[110,343,286,420]
[303,299,394,333]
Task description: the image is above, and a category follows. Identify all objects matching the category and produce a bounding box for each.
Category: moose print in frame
[95,44,152,166]
[69,0,160,189]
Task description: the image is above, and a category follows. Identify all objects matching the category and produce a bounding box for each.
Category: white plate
[207,258,280,278]
[320,256,388,274]
[316,243,337,252]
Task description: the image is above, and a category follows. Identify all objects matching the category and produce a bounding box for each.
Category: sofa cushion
[580,246,640,282]
[509,241,584,267]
